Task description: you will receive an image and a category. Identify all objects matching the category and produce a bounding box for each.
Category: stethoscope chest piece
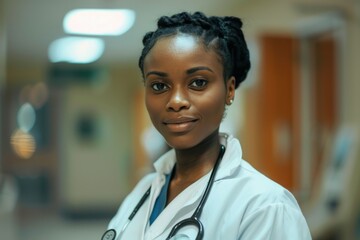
[101,229,116,240]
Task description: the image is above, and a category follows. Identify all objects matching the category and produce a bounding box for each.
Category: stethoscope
[101,144,226,240]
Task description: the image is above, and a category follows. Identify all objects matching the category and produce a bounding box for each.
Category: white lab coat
[107,134,311,240]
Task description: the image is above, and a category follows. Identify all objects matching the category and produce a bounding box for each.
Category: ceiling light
[48,37,104,64]
[17,103,36,133]
[63,9,135,36]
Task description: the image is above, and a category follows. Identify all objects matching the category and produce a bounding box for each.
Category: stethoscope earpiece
[101,229,116,240]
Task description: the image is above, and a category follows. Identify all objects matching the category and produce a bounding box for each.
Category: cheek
[145,95,162,123]
[199,92,226,122]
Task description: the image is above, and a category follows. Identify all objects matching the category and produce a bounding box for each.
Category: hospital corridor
[1,0,360,239]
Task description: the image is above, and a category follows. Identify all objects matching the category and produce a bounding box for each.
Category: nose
[166,87,190,112]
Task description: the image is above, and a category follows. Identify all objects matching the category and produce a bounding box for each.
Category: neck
[173,131,221,183]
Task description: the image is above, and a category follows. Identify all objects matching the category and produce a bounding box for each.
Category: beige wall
[5,59,141,209]
[0,0,5,173]
[0,0,5,86]
[344,2,360,124]
[59,66,138,209]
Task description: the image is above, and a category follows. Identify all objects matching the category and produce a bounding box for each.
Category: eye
[190,79,208,89]
[151,82,169,92]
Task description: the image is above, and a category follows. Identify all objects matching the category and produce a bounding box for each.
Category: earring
[229,99,234,105]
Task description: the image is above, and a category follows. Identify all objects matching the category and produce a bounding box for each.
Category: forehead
[144,34,222,69]
[162,34,199,53]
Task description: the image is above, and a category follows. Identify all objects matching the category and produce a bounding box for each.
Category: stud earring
[229,99,234,105]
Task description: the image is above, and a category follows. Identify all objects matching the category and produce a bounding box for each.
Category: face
[143,34,235,150]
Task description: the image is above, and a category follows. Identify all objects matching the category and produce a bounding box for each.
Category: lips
[163,116,198,133]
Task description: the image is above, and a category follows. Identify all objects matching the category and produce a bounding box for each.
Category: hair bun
[138,11,251,89]
[157,12,211,30]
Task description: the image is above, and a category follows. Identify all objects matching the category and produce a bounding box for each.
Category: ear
[226,76,235,105]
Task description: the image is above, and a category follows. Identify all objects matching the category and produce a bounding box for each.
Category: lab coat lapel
[120,175,166,240]
[145,134,242,239]
[145,173,210,239]
[214,135,243,181]
[118,188,152,240]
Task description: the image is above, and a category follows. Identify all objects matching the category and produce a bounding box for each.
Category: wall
[58,64,140,212]
[0,0,5,85]
[4,59,141,212]
[0,0,5,171]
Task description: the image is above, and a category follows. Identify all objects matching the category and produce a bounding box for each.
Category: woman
[103,11,311,240]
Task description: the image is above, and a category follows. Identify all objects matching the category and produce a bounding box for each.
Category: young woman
[103,11,311,240]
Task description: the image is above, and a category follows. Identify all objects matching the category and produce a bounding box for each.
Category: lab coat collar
[147,134,243,238]
[215,134,244,181]
[152,133,243,178]
[153,149,176,176]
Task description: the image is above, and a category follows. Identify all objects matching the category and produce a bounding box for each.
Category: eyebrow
[186,66,214,75]
[145,66,214,78]
[145,71,168,78]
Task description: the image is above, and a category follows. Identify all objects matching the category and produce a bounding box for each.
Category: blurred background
[1,0,360,239]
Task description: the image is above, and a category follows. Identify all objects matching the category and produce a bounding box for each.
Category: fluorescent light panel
[48,37,104,64]
[63,9,135,36]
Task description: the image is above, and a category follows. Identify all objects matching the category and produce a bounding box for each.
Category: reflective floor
[1,210,108,240]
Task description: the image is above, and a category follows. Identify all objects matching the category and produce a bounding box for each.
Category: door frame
[296,12,346,200]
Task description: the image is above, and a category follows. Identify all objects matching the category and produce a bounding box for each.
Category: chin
[166,133,218,151]
[163,135,199,150]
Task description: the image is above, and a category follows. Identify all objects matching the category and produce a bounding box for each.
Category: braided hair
[138,11,250,89]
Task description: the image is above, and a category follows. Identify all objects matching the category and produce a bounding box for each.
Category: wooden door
[255,35,300,191]
[243,33,338,194]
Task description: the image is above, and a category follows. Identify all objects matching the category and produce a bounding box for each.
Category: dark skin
[167,131,223,203]
[143,34,235,204]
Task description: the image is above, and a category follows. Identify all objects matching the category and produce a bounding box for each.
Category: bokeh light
[29,82,49,109]
[10,129,36,159]
[17,102,36,133]
[48,36,104,64]
[63,9,136,36]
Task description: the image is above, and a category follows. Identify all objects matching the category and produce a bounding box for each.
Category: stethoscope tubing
[193,144,225,218]
[117,187,151,239]
[166,145,225,240]
[103,144,226,240]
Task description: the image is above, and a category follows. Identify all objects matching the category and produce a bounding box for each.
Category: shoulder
[240,160,299,207]
[222,135,299,208]
[231,162,311,239]
[235,159,311,238]
[134,173,156,191]
[237,181,311,239]
[108,173,156,229]
[108,149,176,229]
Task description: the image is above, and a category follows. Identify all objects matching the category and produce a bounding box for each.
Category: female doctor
[104,11,311,240]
